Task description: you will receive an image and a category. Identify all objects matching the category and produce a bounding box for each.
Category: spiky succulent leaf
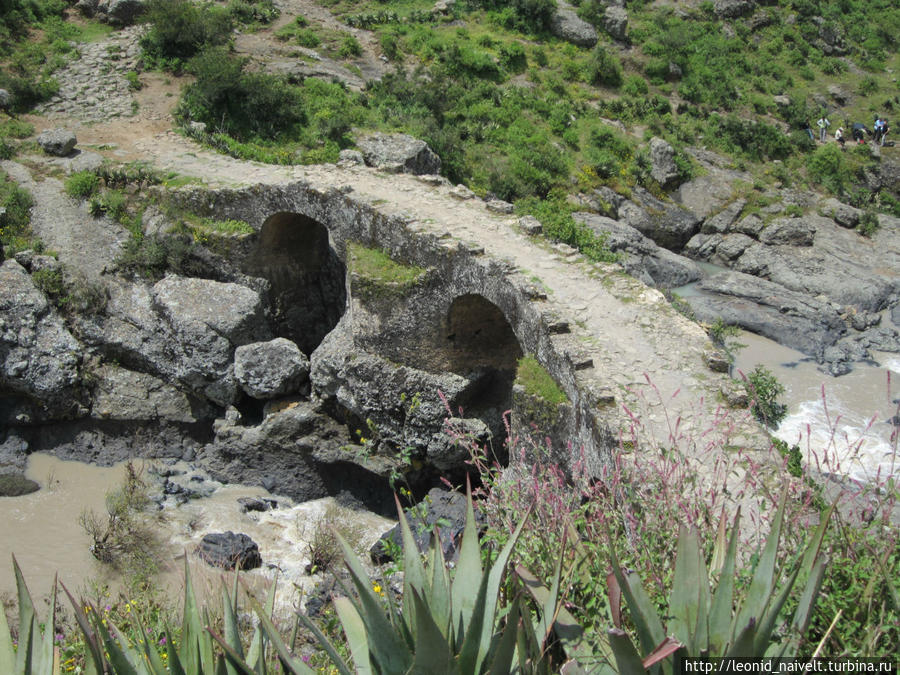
[245,594,315,674]
[397,494,428,636]
[607,628,647,675]
[451,484,483,646]
[708,508,741,655]
[609,545,666,657]
[333,595,372,675]
[426,534,452,638]
[410,587,455,673]
[0,583,15,675]
[735,492,787,632]
[336,531,413,672]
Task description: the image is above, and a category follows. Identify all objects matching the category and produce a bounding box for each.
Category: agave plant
[301,488,570,673]
[552,490,835,674]
[0,557,61,675]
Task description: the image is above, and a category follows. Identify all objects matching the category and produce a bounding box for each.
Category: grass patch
[515,355,568,405]
[348,241,425,286]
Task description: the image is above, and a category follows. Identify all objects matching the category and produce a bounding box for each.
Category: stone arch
[441,294,523,453]
[243,212,346,355]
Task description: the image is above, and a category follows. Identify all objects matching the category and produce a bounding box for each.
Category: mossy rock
[0,473,39,497]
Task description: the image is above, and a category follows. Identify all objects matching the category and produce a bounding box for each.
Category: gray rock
[714,233,755,261]
[827,84,851,106]
[91,365,202,423]
[357,133,441,175]
[338,149,364,165]
[577,212,702,288]
[104,0,144,25]
[649,137,679,188]
[198,532,262,570]
[820,198,861,228]
[685,271,846,357]
[0,474,40,497]
[550,1,598,47]
[485,198,514,214]
[772,95,791,107]
[234,338,310,400]
[371,488,482,564]
[714,0,756,18]
[427,418,491,471]
[67,151,105,174]
[617,186,701,251]
[449,184,476,200]
[0,260,84,422]
[37,128,77,156]
[759,217,816,246]
[519,216,542,235]
[0,89,11,110]
[75,0,99,16]
[701,200,746,234]
[237,496,277,513]
[732,213,764,237]
[603,6,628,42]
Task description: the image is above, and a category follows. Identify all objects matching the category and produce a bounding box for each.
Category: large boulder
[102,0,144,25]
[90,365,205,423]
[550,1,598,47]
[685,271,846,358]
[603,5,628,42]
[0,89,11,110]
[0,260,84,423]
[649,137,679,188]
[370,488,483,563]
[714,0,756,18]
[37,128,77,156]
[576,212,702,288]
[701,200,746,234]
[617,186,701,251]
[75,276,271,408]
[198,532,262,570]
[758,217,816,246]
[357,133,441,175]
[234,338,310,400]
[0,473,40,497]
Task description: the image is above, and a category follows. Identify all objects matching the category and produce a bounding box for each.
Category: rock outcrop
[37,128,77,156]
[198,531,262,570]
[551,1,599,47]
[357,133,441,175]
[234,338,310,400]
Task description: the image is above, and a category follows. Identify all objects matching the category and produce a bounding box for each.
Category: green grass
[515,356,568,405]
[348,241,425,287]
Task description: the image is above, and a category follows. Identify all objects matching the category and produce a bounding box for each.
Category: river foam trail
[734,332,899,483]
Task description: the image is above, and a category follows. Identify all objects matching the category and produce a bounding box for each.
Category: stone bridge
[170,167,768,481]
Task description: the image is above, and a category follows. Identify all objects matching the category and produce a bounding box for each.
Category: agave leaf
[336,532,413,672]
[13,556,36,674]
[410,588,455,674]
[94,617,141,675]
[451,482,483,646]
[130,602,169,675]
[709,506,729,577]
[609,544,666,657]
[708,508,740,655]
[517,566,585,650]
[164,626,188,675]
[487,595,521,674]
[735,491,787,632]
[243,574,278,668]
[221,584,245,675]
[772,554,827,658]
[669,526,704,654]
[723,617,756,658]
[470,506,531,673]
[753,562,801,655]
[608,628,647,675]
[333,595,373,675]
[0,579,15,675]
[396,494,428,636]
[455,566,491,674]
[208,629,264,675]
[245,594,315,674]
[36,575,58,675]
[61,585,104,675]
[427,532,452,638]
[296,606,354,675]
[180,559,204,674]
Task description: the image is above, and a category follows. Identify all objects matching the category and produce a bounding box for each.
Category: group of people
[815,115,890,149]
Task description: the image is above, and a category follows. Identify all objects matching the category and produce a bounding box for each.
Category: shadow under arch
[243,212,346,355]
[441,294,523,455]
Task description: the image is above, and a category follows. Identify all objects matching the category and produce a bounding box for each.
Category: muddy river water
[0,454,394,610]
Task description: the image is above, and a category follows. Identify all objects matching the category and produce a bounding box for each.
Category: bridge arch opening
[243,212,346,355]
[442,294,523,452]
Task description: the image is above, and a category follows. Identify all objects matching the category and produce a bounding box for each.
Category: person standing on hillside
[817,115,831,142]
[874,116,884,144]
[835,127,845,149]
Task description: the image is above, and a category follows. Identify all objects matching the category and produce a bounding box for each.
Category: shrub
[588,45,623,88]
[743,364,788,427]
[64,170,100,199]
[806,143,852,195]
[516,356,568,404]
[857,209,879,237]
[139,0,233,70]
[338,35,362,58]
[177,48,303,141]
[378,29,401,60]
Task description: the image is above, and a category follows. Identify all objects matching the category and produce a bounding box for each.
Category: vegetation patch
[348,241,426,297]
[515,355,568,405]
